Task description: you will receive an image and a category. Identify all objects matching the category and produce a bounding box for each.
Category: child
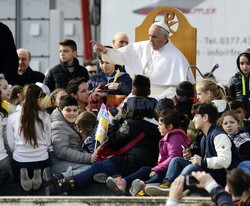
[45,88,67,114]
[0,76,10,102]
[0,76,16,114]
[75,110,98,154]
[8,85,23,112]
[0,90,13,183]
[50,96,96,175]
[175,80,195,119]
[228,49,250,118]
[154,97,175,119]
[7,84,51,191]
[218,110,250,161]
[88,54,132,96]
[9,85,23,105]
[196,79,228,114]
[106,112,190,196]
[43,39,89,92]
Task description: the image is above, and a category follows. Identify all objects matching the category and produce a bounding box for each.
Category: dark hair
[75,111,97,133]
[159,112,190,131]
[155,98,175,117]
[9,85,23,105]
[239,190,250,206]
[59,95,78,110]
[227,168,250,197]
[192,103,219,124]
[20,84,45,148]
[124,96,157,119]
[47,88,68,108]
[67,77,87,95]
[59,39,77,51]
[132,75,150,97]
[228,100,244,111]
[176,81,194,98]
[0,90,8,118]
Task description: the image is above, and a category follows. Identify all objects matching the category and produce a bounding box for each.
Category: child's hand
[190,154,201,166]
[106,82,119,90]
[182,146,192,160]
[108,110,117,122]
[91,148,100,163]
[149,171,156,178]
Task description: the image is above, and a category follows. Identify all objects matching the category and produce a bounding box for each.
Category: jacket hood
[211,99,228,113]
[236,48,250,74]
[165,128,191,145]
[51,107,63,122]
[51,107,75,128]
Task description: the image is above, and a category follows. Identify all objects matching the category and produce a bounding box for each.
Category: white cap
[152,22,170,33]
[35,82,50,95]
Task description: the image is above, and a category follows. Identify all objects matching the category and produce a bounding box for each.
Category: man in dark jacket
[43,39,89,92]
[16,48,45,86]
[0,22,18,85]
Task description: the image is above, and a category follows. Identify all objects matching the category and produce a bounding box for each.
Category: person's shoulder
[118,71,131,79]
[0,22,11,32]
[8,110,20,121]
[51,108,63,122]
[232,72,241,77]
[29,68,45,77]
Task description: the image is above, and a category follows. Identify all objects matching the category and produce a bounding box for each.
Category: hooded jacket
[228,49,250,115]
[152,128,190,174]
[50,108,91,173]
[88,70,132,95]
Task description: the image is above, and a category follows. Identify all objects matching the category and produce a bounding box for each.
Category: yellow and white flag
[95,103,109,149]
[95,116,109,143]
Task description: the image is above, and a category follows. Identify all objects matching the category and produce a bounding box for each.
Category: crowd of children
[0,39,249,205]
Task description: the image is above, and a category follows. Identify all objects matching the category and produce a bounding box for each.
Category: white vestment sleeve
[101,49,126,66]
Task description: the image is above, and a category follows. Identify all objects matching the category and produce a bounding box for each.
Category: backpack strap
[115,132,145,156]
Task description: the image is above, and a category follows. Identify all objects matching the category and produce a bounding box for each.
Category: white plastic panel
[30,57,49,74]
[55,0,81,19]
[63,20,83,56]
[21,0,50,19]
[0,0,16,19]
[76,56,84,66]
[21,20,49,56]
